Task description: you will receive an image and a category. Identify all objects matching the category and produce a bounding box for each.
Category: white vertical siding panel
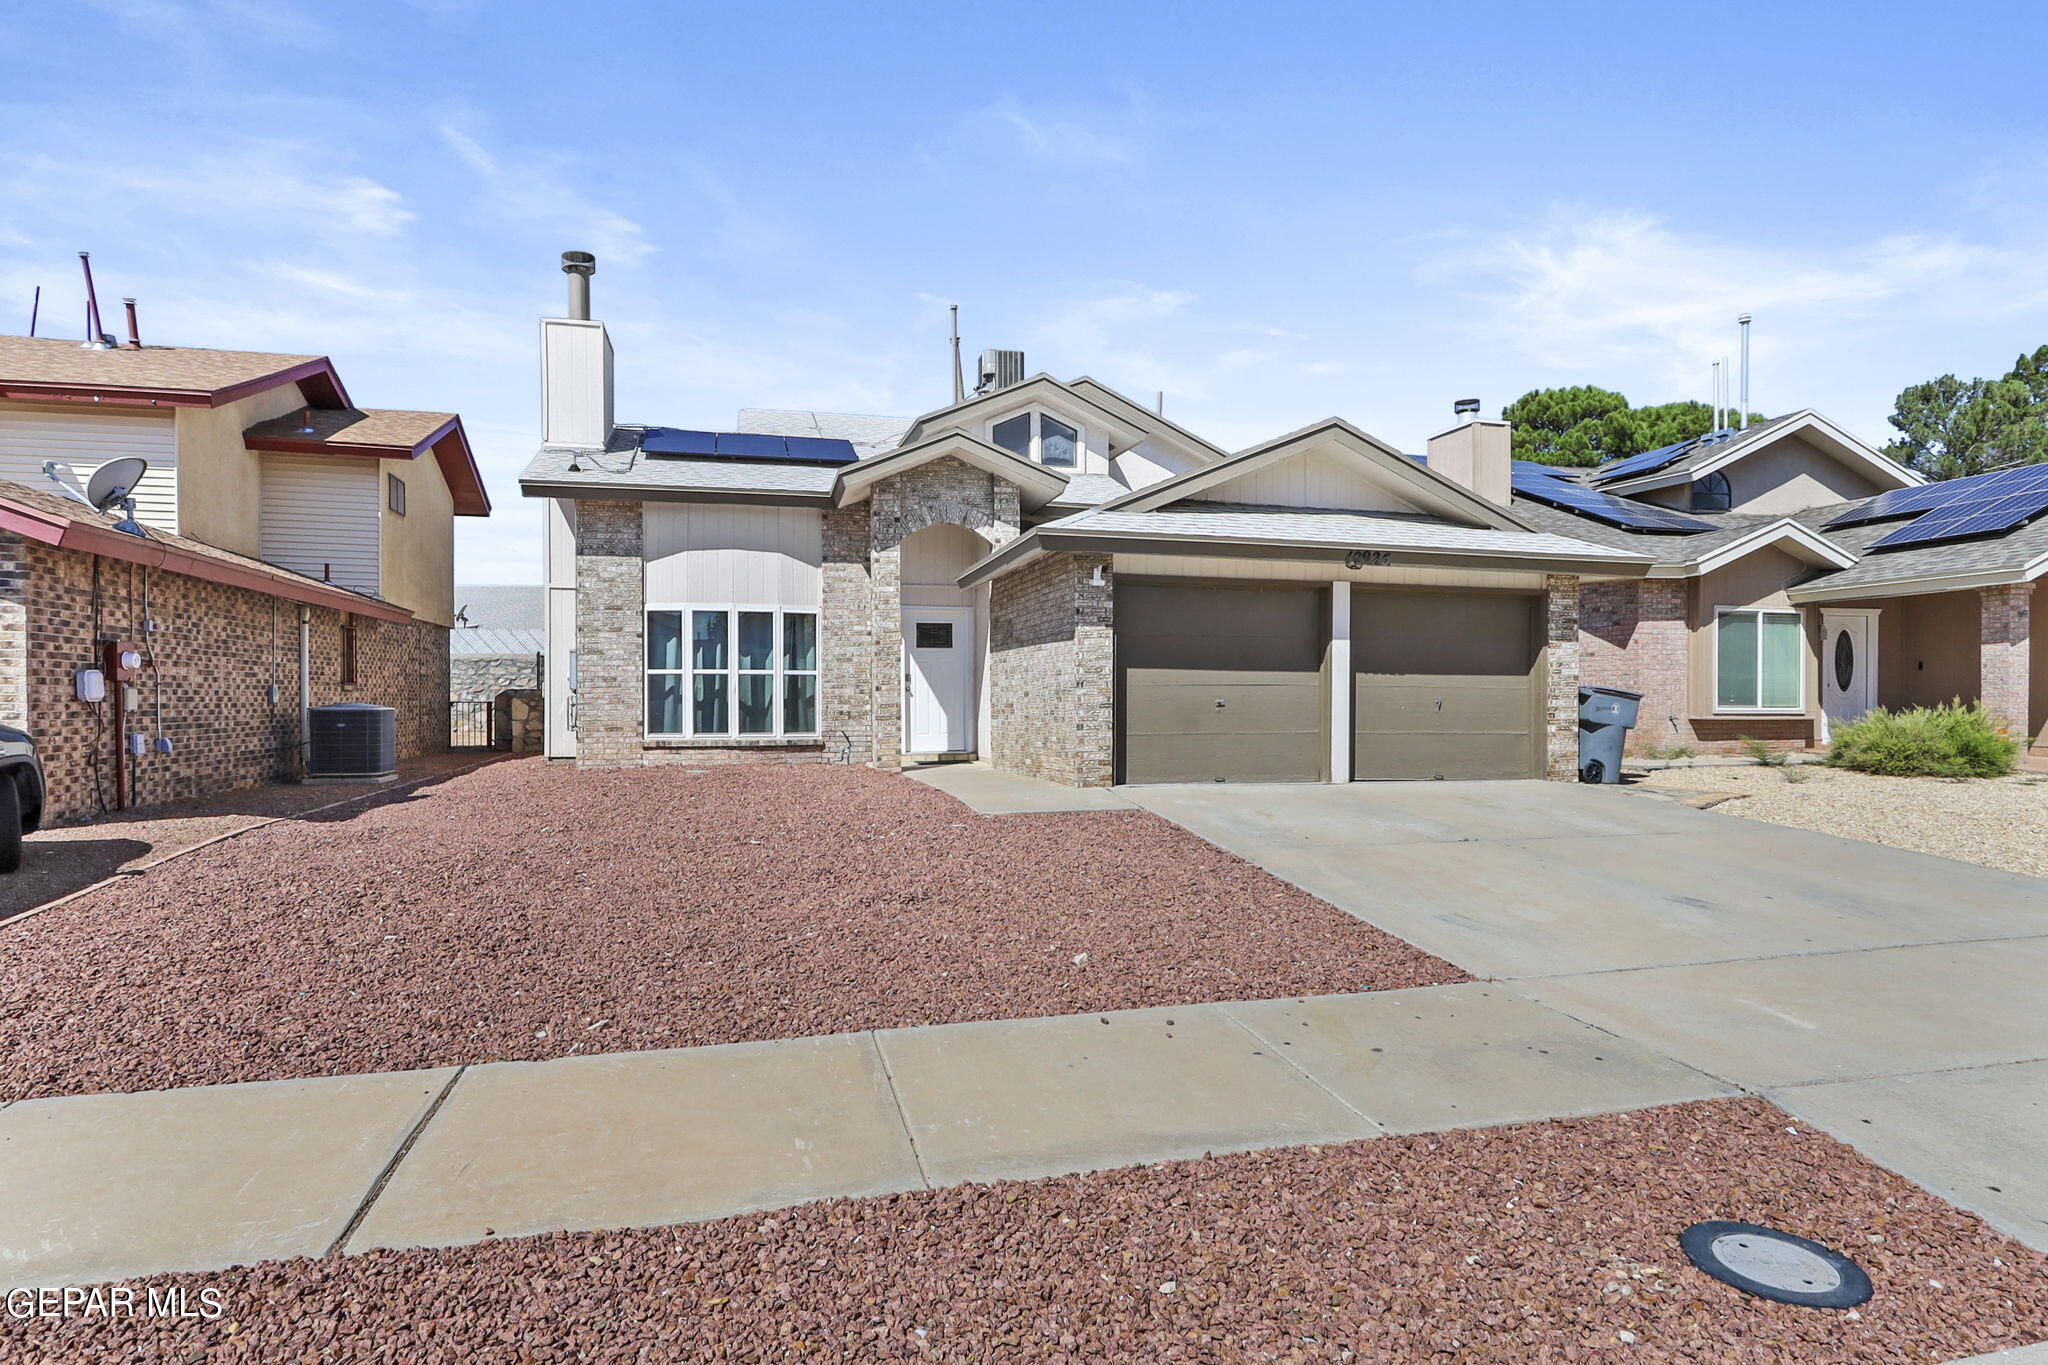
[0,407,178,531]
[643,503,822,606]
[260,456,381,593]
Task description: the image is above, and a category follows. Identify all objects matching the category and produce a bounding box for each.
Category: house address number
[1344,549,1393,569]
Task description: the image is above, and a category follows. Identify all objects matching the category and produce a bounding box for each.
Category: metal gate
[449,699,493,748]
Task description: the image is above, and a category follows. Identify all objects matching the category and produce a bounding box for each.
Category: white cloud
[979,95,1147,169]
[435,123,653,267]
[1431,205,2048,393]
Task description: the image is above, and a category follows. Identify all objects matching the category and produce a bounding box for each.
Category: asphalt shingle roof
[245,407,454,449]
[0,334,321,393]
[1047,501,1651,562]
[454,585,543,630]
[521,428,841,497]
[1588,413,1803,486]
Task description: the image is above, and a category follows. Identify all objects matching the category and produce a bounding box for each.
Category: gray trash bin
[1577,685,1642,784]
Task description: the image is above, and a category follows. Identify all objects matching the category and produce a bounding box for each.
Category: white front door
[1821,610,1878,738]
[903,607,974,754]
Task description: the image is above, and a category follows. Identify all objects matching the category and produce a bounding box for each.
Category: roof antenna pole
[949,304,964,404]
[78,252,110,350]
[27,285,39,338]
[1737,313,1752,429]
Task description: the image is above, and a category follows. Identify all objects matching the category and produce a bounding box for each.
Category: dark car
[0,723,45,873]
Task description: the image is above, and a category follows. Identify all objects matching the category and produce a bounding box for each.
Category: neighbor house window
[1715,609,1802,710]
[646,608,819,737]
[1691,470,1731,512]
[387,472,407,515]
[987,410,1079,468]
[339,613,359,687]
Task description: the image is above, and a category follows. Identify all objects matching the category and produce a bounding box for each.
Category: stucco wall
[379,444,457,627]
[1686,547,1821,726]
[174,384,306,556]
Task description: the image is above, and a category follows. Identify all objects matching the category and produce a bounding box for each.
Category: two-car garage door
[1118,581,1540,784]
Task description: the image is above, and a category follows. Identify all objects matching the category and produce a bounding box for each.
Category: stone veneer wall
[568,499,645,767]
[1980,582,2033,736]
[1542,574,1582,780]
[860,457,1019,767]
[989,551,1114,787]
[0,530,448,824]
[451,653,540,702]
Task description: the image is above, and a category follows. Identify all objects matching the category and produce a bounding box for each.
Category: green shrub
[1739,735,1790,767]
[1825,701,2022,779]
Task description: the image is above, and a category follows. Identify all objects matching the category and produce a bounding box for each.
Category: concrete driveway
[1126,779,2048,1251]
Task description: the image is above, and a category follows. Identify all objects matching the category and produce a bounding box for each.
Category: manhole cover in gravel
[1679,1221,1872,1309]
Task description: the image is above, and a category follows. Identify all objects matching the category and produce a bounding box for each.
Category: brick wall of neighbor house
[451,653,540,702]
[1581,578,1692,754]
[862,457,1020,767]
[1980,582,2033,736]
[0,532,447,823]
[989,552,1114,787]
[1542,574,1582,780]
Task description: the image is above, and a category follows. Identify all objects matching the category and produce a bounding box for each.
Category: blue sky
[8,1,2048,582]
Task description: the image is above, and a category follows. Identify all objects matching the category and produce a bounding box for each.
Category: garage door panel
[1126,677,1326,733]
[1352,590,1538,782]
[1352,730,1536,781]
[1118,582,1325,785]
[1123,732,1322,785]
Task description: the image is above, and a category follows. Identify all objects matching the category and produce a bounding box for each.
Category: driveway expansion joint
[866,1030,934,1190]
[329,1065,468,1259]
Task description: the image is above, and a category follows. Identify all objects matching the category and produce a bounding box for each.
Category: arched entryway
[898,522,991,756]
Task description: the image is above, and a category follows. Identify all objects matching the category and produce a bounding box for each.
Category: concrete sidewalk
[904,761,1137,814]
[0,982,1726,1289]
[1126,779,2048,1252]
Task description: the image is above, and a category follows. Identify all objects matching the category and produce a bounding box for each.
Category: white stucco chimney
[1425,398,1511,505]
[541,251,613,451]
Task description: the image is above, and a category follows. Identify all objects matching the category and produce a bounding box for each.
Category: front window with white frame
[1715,608,1803,711]
[646,607,819,737]
[987,408,1080,468]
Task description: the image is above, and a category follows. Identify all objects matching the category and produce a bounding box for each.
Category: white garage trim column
[1329,580,1352,782]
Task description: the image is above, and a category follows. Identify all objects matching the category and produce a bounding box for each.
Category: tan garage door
[1118,582,1325,784]
[1353,590,1539,780]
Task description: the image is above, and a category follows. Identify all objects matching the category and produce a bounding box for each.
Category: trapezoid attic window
[988,410,1079,468]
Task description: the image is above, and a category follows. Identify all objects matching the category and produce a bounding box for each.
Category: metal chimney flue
[1453,397,1482,420]
[122,298,141,348]
[1737,313,1752,429]
[561,251,596,320]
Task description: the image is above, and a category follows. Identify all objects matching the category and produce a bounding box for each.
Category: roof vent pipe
[1453,397,1482,421]
[561,251,596,320]
[123,298,141,348]
[950,304,964,404]
[1711,360,1723,430]
[78,253,112,350]
[1737,313,1752,429]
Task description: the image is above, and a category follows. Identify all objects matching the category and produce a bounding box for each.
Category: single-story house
[0,331,490,819]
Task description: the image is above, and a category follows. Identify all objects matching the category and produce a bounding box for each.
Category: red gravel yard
[7,1099,2042,1363]
[0,760,1461,1099]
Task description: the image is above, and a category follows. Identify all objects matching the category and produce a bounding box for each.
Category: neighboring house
[0,333,490,819]
[521,259,1658,786]
[1512,414,2048,756]
[451,584,545,701]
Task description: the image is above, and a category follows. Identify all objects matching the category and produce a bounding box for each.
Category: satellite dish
[86,458,149,511]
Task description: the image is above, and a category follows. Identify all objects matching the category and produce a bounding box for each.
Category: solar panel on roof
[1865,474,2048,550]
[1512,460,1578,480]
[639,428,720,457]
[1588,435,1703,484]
[1512,465,1716,532]
[1827,462,2048,529]
[638,428,859,464]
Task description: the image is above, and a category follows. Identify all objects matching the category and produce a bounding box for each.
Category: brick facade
[567,499,645,767]
[988,551,1115,786]
[0,531,448,824]
[819,502,875,762]
[1542,574,1582,780]
[1979,582,2033,736]
[1581,579,1690,753]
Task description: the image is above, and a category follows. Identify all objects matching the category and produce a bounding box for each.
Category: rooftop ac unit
[976,348,1025,396]
[308,703,397,779]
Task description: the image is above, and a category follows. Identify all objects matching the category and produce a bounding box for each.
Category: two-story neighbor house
[1515,416,2048,757]
[522,257,1660,786]
[0,333,490,820]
